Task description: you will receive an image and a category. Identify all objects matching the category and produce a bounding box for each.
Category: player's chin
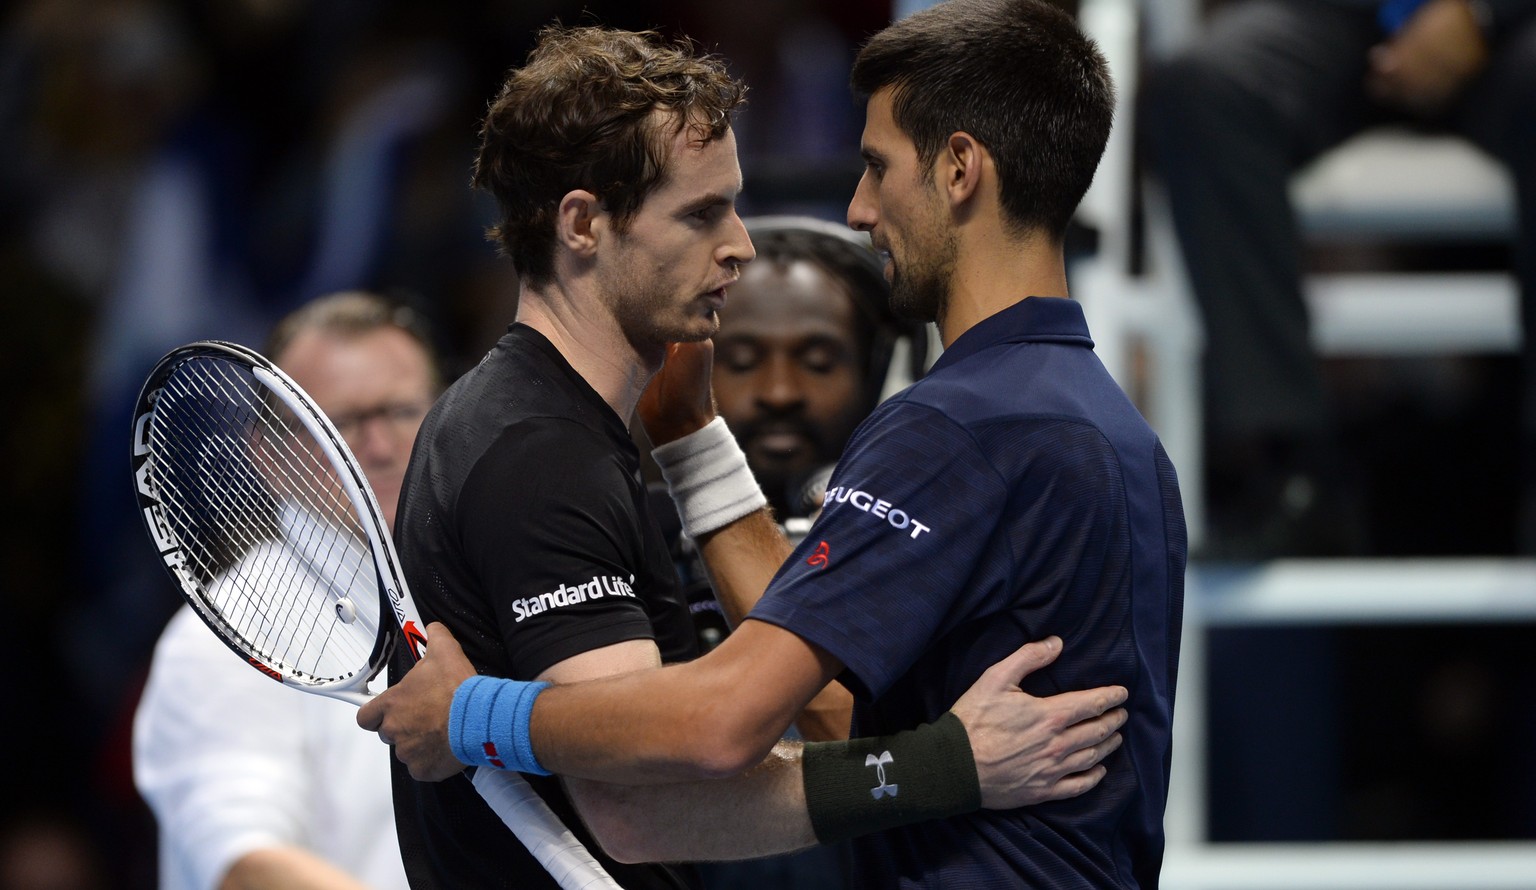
[672,314,720,343]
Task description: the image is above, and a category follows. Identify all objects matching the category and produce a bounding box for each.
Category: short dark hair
[266,290,441,389]
[850,0,1114,240]
[473,25,748,287]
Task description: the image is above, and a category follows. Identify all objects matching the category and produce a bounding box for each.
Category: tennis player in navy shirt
[752,292,1185,887]
[365,1,1184,886]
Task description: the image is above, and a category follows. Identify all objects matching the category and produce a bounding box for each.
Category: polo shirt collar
[930,296,1095,373]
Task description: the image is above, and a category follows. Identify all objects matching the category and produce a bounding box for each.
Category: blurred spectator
[714,216,921,519]
[1140,0,1536,557]
[66,0,491,780]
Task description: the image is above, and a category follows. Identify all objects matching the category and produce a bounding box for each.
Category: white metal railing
[1164,559,1536,890]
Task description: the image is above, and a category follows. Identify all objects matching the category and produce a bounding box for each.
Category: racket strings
[145,356,379,684]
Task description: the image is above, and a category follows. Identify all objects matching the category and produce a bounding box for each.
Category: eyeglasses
[329,401,430,440]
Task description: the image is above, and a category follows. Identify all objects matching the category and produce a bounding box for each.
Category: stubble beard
[888,227,956,326]
[605,266,720,361]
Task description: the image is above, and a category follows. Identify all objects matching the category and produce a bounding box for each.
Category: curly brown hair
[472,25,748,287]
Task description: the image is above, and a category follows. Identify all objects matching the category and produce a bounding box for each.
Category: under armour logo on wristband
[867,750,899,799]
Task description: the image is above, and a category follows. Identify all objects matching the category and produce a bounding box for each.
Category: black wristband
[802,711,983,844]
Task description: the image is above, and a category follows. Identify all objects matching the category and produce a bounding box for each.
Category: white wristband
[651,417,767,538]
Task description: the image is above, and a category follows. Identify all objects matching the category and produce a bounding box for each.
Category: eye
[717,341,762,372]
[798,342,853,374]
[690,202,731,224]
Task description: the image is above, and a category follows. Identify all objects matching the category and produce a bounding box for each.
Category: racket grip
[470,766,622,890]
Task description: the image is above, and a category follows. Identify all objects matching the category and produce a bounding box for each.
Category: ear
[938,132,984,208]
[555,189,604,258]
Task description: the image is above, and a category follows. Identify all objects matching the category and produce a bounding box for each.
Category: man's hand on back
[950,636,1129,809]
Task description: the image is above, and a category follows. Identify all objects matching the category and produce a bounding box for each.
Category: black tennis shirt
[388,324,700,889]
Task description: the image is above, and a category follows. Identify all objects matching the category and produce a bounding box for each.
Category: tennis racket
[130,340,620,890]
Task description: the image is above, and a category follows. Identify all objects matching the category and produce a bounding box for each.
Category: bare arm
[440,629,827,862]
[572,741,817,863]
[536,619,839,784]
[218,849,374,890]
[581,635,1128,863]
[536,640,816,861]
[691,508,855,740]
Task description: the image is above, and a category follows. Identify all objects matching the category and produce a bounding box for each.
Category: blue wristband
[448,675,552,775]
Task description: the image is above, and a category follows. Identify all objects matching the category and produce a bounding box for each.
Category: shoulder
[464,416,632,503]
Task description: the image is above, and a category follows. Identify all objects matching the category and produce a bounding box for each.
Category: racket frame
[133,340,423,704]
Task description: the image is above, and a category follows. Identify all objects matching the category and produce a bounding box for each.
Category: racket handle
[470,767,623,890]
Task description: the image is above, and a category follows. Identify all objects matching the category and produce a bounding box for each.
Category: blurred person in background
[1140,0,1536,558]
[133,291,438,890]
[715,216,924,524]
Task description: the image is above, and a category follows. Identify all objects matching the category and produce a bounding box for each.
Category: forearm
[694,510,854,740]
[694,507,790,629]
[570,741,817,863]
[219,848,372,890]
[571,717,984,863]
[790,682,855,742]
[529,622,836,783]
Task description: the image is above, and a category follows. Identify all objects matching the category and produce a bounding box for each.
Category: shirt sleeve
[747,400,1011,700]
[133,607,313,890]
[457,420,658,679]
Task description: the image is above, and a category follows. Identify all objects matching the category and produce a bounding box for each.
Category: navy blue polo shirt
[751,296,1186,889]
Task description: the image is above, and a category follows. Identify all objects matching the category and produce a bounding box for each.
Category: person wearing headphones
[715,216,926,525]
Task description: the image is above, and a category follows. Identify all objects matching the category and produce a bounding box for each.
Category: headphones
[741,215,930,407]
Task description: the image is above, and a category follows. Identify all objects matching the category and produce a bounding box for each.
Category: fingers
[423,621,455,652]
[1057,705,1127,752]
[665,340,714,380]
[981,635,1062,687]
[1058,727,1124,776]
[638,342,717,444]
[1034,764,1109,804]
[1024,725,1126,806]
[1049,684,1129,724]
[357,692,385,732]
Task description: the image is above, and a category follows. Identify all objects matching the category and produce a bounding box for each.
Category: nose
[754,354,806,412]
[722,209,756,270]
[847,171,877,233]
